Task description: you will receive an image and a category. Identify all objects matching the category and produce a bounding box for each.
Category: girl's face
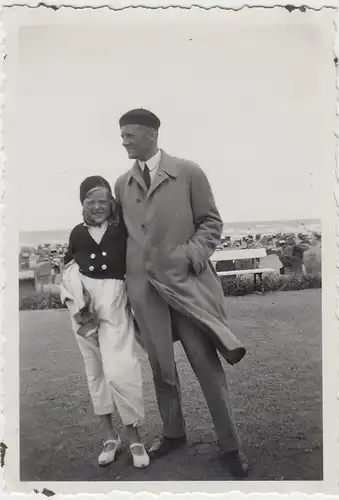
[83,187,112,225]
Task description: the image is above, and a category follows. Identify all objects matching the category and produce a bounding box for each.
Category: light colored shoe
[130,443,150,469]
[98,436,122,466]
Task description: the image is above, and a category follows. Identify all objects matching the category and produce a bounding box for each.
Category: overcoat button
[89,265,94,271]
[102,251,107,256]
[90,253,96,259]
[136,198,141,203]
[101,264,107,270]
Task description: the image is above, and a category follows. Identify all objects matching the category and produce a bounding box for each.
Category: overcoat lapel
[147,151,178,197]
[126,150,178,197]
[128,162,148,191]
[147,169,169,197]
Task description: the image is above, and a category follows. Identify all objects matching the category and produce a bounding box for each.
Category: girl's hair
[110,196,121,227]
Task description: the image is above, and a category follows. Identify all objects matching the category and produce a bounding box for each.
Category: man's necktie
[143,164,151,190]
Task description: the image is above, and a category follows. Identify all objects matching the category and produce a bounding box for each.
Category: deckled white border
[0,3,338,498]
[0,1,6,498]
[1,0,338,10]
[335,7,339,500]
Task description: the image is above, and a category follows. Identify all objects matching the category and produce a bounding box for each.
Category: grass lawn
[20,289,322,482]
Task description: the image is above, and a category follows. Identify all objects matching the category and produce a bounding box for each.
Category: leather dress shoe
[148,435,187,459]
[222,450,249,479]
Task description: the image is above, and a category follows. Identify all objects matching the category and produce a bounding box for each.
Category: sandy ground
[20,289,322,482]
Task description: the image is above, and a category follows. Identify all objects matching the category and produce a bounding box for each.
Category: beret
[80,175,112,204]
[119,108,161,130]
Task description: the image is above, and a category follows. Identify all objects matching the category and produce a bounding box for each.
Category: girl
[60,175,149,469]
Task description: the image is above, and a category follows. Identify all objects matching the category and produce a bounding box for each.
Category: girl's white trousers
[67,274,144,426]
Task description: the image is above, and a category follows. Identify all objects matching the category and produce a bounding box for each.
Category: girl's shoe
[98,436,122,465]
[130,443,150,468]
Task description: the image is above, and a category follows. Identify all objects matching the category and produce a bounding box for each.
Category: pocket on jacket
[168,245,190,276]
[147,244,189,279]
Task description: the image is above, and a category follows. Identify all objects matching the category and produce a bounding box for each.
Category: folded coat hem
[149,278,246,366]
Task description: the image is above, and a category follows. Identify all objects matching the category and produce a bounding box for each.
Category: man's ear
[149,128,158,141]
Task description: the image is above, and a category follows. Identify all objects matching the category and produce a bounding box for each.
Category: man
[114,108,248,478]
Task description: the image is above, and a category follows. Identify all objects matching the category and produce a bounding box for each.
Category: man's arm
[185,164,223,275]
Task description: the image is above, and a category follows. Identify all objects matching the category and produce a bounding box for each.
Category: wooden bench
[19,264,52,292]
[19,269,36,297]
[19,269,35,280]
[211,247,275,291]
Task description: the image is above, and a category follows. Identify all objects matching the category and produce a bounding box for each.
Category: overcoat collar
[126,150,178,197]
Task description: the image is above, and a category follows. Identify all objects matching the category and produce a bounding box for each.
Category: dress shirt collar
[138,149,161,172]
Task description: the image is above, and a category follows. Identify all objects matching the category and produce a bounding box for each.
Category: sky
[5,8,336,231]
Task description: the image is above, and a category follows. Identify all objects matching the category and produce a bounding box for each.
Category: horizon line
[19,217,321,234]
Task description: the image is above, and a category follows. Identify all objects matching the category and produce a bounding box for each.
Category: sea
[19,218,321,248]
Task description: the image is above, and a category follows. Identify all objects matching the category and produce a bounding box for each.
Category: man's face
[120,124,155,160]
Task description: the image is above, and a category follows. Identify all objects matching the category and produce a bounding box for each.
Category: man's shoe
[148,435,187,459]
[222,450,249,479]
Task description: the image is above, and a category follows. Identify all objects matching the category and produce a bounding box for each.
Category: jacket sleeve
[185,165,223,275]
[63,229,76,266]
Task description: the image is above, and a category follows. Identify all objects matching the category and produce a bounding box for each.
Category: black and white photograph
[2,4,338,495]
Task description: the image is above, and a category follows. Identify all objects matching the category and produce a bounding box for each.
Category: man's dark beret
[119,108,161,131]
